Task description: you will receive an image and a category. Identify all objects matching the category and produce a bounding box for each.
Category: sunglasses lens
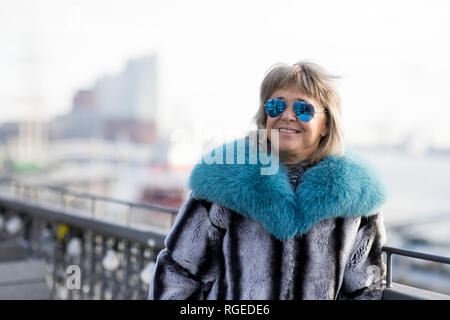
[294,102,314,122]
[265,99,286,117]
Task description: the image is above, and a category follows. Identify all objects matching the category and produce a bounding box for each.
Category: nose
[280,103,297,122]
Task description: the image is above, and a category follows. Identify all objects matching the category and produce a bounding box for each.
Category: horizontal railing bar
[383,282,450,300]
[0,177,179,214]
[44,185,179,214]
[0,194,167,247]
[382,246,450,265]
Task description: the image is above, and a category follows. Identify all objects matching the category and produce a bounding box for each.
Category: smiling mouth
[279,128,301,134]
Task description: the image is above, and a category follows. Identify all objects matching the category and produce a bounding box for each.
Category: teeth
[279,129,298,133]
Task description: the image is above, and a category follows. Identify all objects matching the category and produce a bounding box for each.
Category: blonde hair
[253,60,345,166]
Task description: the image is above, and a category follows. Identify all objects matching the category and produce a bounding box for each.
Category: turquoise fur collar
[188,137,389,241]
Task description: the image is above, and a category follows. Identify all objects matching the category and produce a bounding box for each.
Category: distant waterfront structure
[50,53,158,144]
[94,54,157,122]
[50,90,103,140]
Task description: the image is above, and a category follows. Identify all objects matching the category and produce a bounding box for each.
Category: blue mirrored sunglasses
[265,98,327,122]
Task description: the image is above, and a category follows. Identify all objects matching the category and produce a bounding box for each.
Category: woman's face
[265,84,329,163]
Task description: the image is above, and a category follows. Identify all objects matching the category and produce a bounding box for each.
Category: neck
[279,150,312,168]
[282,159,309,170]
[278,142,321,169]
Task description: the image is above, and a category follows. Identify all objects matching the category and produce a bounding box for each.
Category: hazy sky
[1,0,450,147]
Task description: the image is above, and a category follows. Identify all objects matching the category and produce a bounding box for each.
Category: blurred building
[0,121,49,172]
[50,53,158,144]
[73,89,97,110]
[94,55,157,122]
[0,122,20,144]
[103,119,156,144]
[50,89,103,139]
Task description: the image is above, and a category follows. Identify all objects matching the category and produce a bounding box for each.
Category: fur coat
[149,138,389,300]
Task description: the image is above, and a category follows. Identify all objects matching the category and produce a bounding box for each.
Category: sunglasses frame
[264,98,327,122]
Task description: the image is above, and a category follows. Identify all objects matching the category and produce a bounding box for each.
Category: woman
[149,61,389,300]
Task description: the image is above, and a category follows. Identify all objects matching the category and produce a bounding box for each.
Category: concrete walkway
[0,249,50,300]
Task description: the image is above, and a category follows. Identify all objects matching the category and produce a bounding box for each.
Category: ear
[320,118,329,137]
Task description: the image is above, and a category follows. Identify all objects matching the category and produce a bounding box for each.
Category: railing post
[90,196,96,219]
[8,179,13,196]
[123,240,131,299]
[127,204,132,227]
[386,250,392,288]
[100,236,107,300]
[60,191,65,209]
[15,182,20,198]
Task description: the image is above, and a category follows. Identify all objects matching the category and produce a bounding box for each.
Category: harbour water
[355,148,450,236]
[355,147,450,295]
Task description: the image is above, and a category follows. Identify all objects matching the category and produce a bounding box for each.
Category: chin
[278,142,301,154]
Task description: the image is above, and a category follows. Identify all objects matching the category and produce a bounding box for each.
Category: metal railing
[1,177,449,300]
[382,246,450,299]
[0,177,179,227]
[0,177,177,299]
[383,246,450,288]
